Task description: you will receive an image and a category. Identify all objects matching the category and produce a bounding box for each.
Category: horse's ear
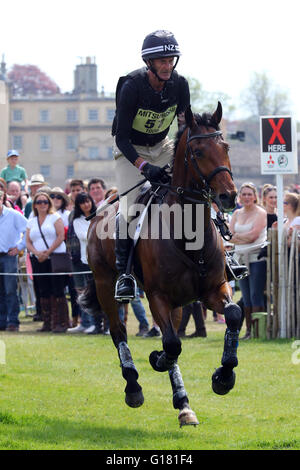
[184,105,197,130]
[211,101,223,125]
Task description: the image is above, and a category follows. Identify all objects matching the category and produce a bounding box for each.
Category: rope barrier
[0,271,92,276]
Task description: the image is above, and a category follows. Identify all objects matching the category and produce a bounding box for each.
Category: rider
[113,30,190,301]
[112,30,247,302]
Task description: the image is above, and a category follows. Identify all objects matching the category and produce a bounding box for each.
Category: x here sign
[260,116,298,174]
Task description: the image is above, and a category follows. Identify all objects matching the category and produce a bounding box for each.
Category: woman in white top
[26,192,70,333]
[49,187,70,228]
[67,192,98,334]
[229,183,267,340]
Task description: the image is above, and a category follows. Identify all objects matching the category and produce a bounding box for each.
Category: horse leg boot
[118,341,144,408]
[169,363,199,427]
[37,297,52,332]
[212,302,241,395]
[114,217,136,302]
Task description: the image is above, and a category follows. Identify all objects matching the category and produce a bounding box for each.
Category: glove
[257,246,267,260]
[141,163,169,183]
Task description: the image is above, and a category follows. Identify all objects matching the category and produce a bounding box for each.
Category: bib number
[132,105,177,135]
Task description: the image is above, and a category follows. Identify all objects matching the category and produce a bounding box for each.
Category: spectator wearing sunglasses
[50,187,70,228]
[26,192,70,333]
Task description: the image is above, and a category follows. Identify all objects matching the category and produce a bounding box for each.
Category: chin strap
[146,57,179,82]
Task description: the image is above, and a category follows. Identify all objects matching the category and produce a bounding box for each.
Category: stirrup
[115,274,137,302]
[225,252,248,281]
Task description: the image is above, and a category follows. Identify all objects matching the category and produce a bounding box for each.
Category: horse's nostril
[218,193,237,211]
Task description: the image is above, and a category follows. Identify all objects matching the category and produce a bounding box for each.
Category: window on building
[88,109,99,122]
[106,108,115,122]
[12,109,23,122]
[67,108,78,122]
[66,135,77,151]
[40,165,51,178]
[40,135,51,151]
[88,147,99,159]
[66,165,74,178]
[12,135,23,150]
[40,109,50,122]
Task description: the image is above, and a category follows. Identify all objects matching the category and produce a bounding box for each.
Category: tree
[240,71,290,117]
[8,64,60,96]
[186,76,235,118]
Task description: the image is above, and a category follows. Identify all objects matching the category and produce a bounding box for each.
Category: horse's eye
[194,149,203,158]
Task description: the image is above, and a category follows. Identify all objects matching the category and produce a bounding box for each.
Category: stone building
[1,57,116,188]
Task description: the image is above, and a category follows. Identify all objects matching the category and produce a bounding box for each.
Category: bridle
[151,125,234,207]
[185,128,233,201]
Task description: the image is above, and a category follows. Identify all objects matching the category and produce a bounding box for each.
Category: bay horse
[81,102,242,427]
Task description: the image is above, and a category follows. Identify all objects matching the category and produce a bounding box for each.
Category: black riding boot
[115,218,136,302]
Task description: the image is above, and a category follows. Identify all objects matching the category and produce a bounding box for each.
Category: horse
[80,102,242,427]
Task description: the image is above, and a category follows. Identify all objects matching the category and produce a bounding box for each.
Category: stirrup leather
[115,274,137,302]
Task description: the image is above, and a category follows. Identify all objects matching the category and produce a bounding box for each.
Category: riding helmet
[141,30,181,62]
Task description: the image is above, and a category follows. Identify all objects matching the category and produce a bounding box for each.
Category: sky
[1,0,299,120]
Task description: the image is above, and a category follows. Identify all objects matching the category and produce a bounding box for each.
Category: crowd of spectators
[0,149,150,335]
[0,149,299,338]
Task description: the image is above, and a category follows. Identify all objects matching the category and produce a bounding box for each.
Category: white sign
[260,115,298,175]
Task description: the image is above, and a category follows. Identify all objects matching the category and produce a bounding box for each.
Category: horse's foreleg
[207,284,241,395]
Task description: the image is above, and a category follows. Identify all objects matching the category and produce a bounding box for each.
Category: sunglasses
[35,200,50,205]
[50,194,63,200]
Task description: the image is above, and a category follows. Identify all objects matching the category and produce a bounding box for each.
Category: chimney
[0,54,6,81]
[73,56,98,95]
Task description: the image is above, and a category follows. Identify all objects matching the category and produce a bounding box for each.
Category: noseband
[186,128,233,200]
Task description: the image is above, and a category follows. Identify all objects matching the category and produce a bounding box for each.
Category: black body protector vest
[112,68,180,147]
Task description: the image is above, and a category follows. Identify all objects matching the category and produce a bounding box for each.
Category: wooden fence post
[272,229,279,339]
[296,231,300,339]
[266,229,272,340]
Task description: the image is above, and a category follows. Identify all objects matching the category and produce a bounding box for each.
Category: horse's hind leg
[208,285,241,395]
[169,363,199,427]
[118,341,144,408]
[94,276,144,408]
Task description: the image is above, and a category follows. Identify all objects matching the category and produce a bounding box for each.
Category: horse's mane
[174,112,220,157]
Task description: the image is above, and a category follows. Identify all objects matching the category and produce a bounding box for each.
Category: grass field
[0,299,299,450]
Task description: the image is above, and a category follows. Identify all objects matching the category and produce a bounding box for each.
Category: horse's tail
[77,278,102,316]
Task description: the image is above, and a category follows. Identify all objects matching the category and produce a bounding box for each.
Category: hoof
[125,390,144,408]
[212,367,236,395]
[149,350,166,372]
[178,408,199,427]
